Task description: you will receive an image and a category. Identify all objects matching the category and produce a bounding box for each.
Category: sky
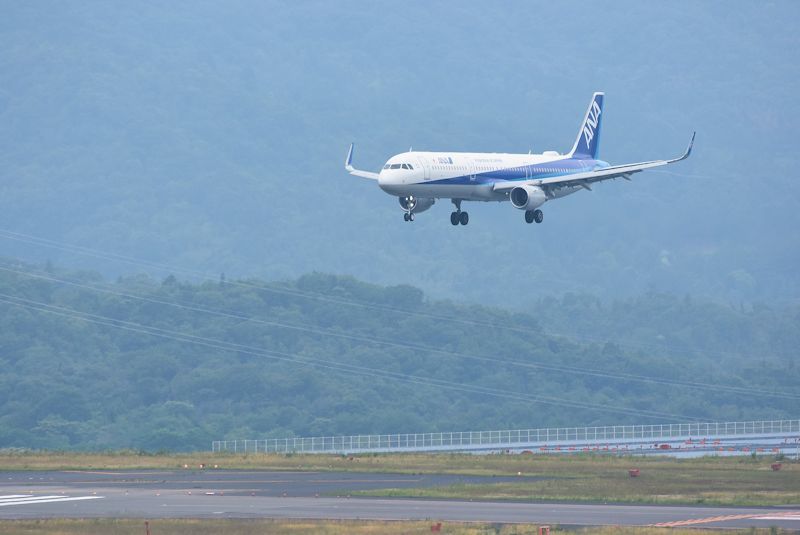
[0,0,798,308]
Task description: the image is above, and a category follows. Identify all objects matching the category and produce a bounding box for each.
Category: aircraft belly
[407,183,499,201]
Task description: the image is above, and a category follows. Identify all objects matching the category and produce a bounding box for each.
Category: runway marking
[651,510,800,527]
[0,494,104,507]
[62,471,126,475]
[753,513,800,521]
[62,470,176,475]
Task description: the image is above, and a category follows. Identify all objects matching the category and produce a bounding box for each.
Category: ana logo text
[582,100,601,149]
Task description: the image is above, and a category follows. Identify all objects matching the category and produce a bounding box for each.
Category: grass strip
[0,519,785,535]
[0,450,795,475]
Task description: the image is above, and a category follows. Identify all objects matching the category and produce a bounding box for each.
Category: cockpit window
[385,163,414,170]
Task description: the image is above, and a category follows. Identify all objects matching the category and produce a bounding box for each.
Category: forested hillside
[0,261,796,451]
[0,1,798,307]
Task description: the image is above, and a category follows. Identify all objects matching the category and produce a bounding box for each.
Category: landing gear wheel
[525,210,534,224]
[450,212,459,226]
[403,213,410,222]
[459,211,469,225]
[533,209,544,224]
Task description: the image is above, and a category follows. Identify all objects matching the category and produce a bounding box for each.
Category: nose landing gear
[402,196,416,222]
[450,199,469,226]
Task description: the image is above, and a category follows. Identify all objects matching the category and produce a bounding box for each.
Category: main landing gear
[524,209,544,224]
[450,211,469,225]
[450,199,469,226]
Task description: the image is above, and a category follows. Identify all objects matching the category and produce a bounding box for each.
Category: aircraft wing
[493,132,695,192]
[345,143,380,180]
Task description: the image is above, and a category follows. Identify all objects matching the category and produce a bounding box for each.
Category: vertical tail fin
[569,92,604,159]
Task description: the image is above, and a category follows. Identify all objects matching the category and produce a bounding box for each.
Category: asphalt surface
[2,469,536,496]
[1,470,798,529]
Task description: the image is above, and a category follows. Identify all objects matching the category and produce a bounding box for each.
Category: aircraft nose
[378,169,397,186]
[378,170,401,193]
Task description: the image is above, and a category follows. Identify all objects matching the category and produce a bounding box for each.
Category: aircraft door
[417,156,430,181]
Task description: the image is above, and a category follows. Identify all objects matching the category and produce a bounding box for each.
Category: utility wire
[0,227,789,366]
[0,292,702,422]
[1,263,796,401]
[0,228,535,333]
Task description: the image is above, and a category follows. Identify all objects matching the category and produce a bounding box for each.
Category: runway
[1,470,798,529]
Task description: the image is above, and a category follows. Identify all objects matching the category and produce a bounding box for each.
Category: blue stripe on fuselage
[426,157,606,186]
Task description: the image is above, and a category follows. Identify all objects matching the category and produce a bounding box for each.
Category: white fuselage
[377,151,597,202]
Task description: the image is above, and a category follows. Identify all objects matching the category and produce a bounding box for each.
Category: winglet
[344,143,380,180]
[345,143,355,172]
[669,132,695,163]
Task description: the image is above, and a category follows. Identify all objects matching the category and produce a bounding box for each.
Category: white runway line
[753,513,800,521]
[0,495,104,507]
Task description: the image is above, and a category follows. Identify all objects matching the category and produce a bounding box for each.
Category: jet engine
[509,185,547,211]
[399,196,435,214]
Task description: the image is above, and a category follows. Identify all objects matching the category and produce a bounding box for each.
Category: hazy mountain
[0,1,798,308]
[0,265,796,450]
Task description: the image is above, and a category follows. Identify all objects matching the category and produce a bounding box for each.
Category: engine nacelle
[509,185,547,211]
[399,196,435,214]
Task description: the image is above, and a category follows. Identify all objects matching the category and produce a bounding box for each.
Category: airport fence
[211,418,800,454]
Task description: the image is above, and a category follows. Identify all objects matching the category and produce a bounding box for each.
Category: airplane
[345,92,694,225]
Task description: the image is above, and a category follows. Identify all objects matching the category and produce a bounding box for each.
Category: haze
[1,1,797,307]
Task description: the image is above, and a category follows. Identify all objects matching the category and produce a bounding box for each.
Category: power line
[2,263,796,401]
[0,227,787,366]
[0,228,535,333]
[0,292,701,422]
